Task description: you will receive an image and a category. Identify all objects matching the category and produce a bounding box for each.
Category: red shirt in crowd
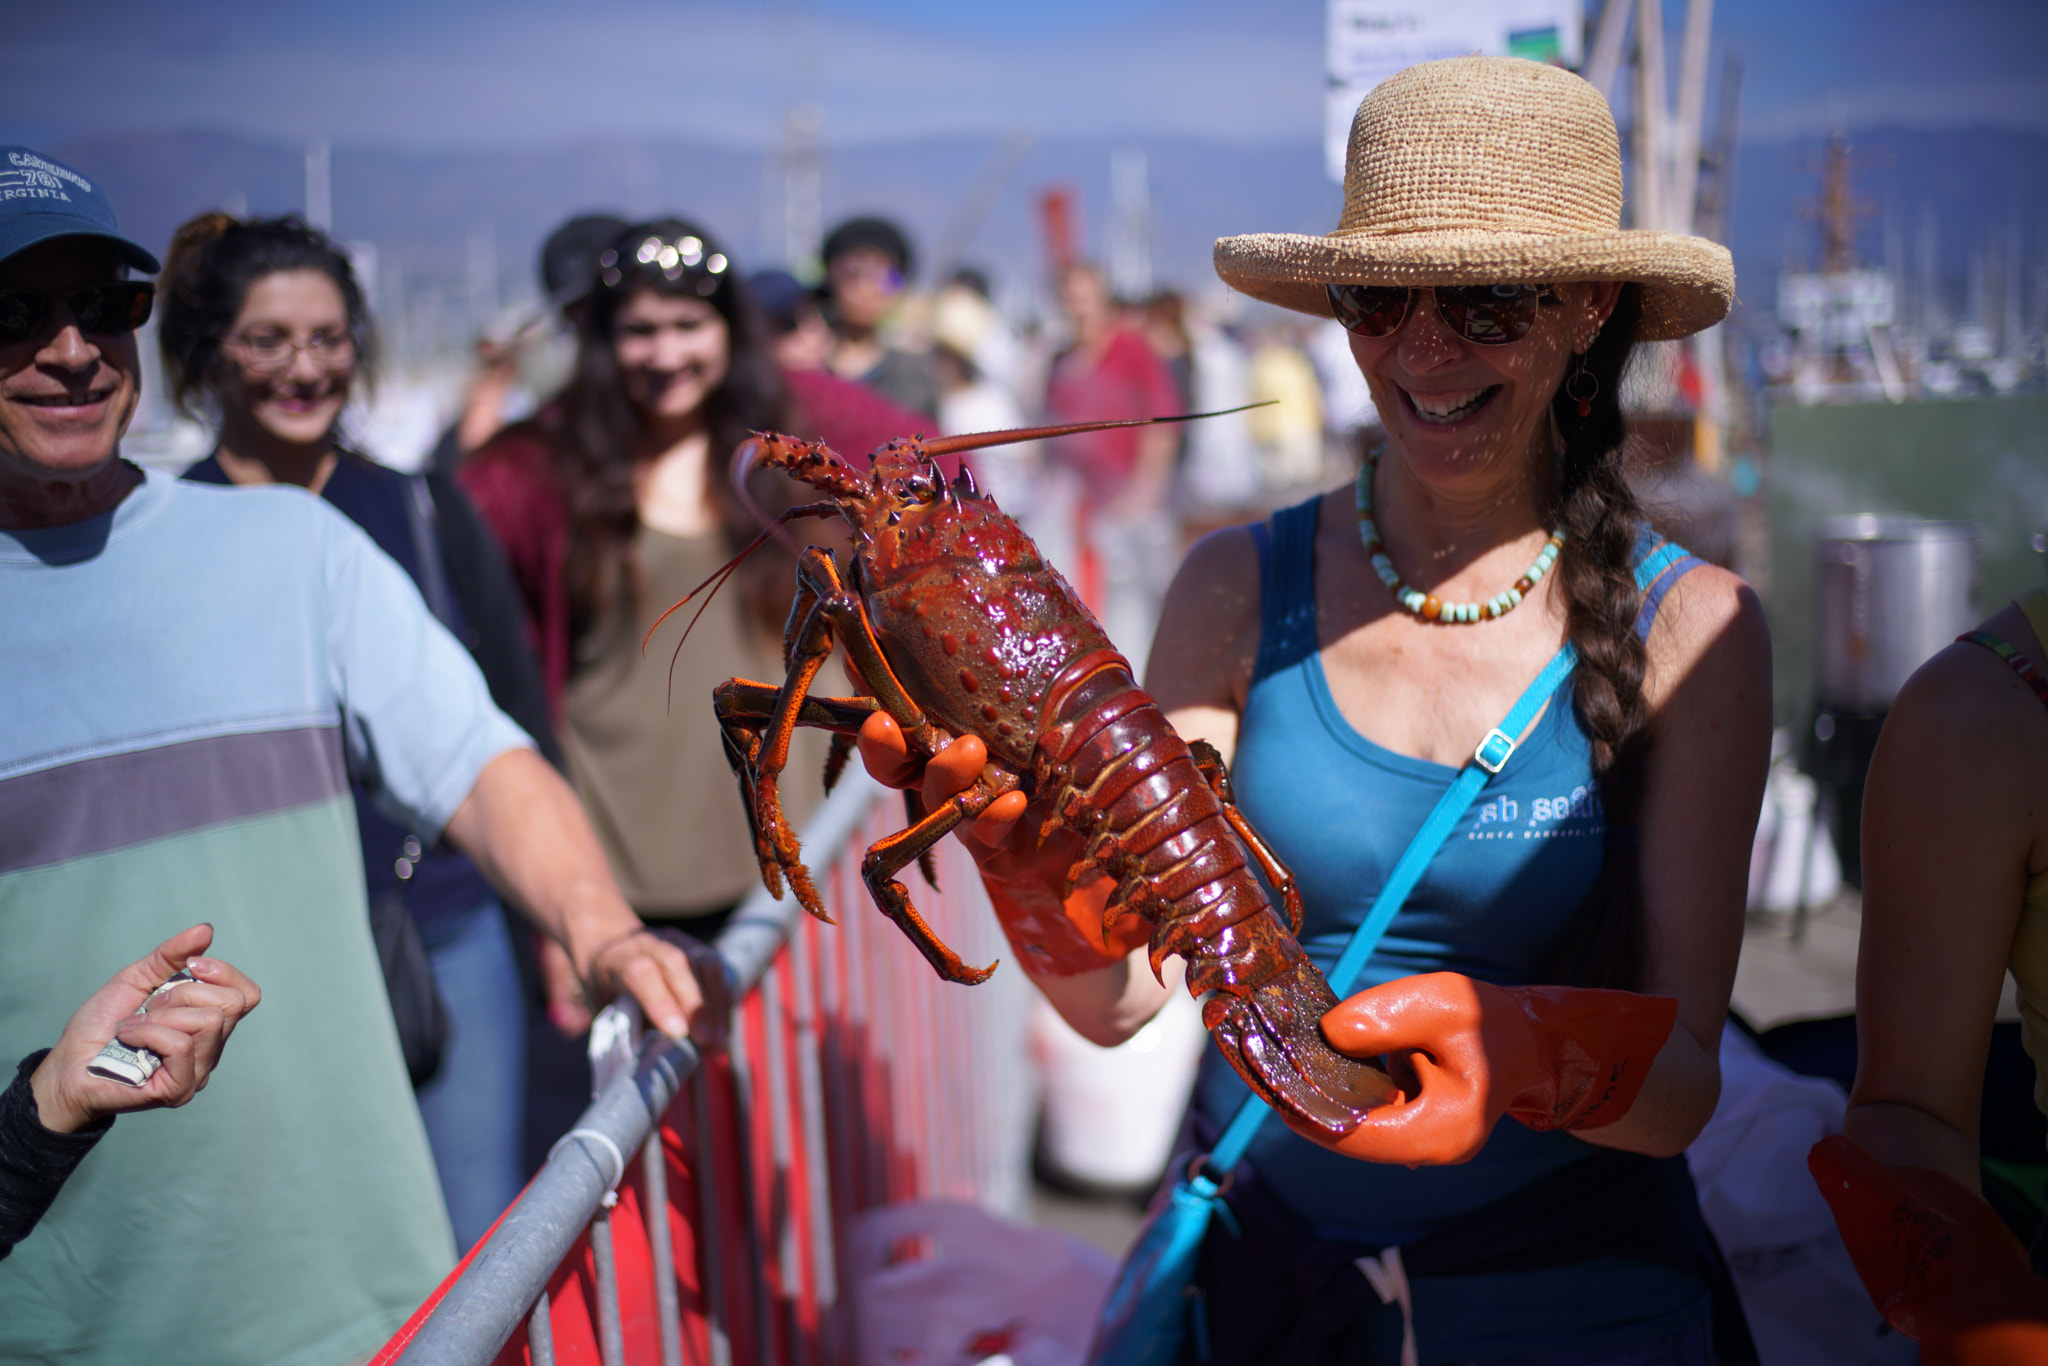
[1041,328,1181,501]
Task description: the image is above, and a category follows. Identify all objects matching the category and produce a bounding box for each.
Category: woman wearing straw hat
[864,56,1769,1361]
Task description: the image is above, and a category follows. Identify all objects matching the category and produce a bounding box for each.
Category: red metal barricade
[376,777,1033,1366]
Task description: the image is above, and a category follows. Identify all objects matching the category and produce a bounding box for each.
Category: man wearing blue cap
[0,148,727,1365]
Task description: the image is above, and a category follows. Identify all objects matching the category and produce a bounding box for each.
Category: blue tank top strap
[1630,524,1705,642]
[1251,496,1324,685]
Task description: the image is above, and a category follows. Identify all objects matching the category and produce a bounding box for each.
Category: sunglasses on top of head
[0,282,156,345]
[599,234,731,298]
[1325,282,1562,345]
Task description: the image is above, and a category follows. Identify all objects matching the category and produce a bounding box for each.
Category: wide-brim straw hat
[1214,56,1733,342]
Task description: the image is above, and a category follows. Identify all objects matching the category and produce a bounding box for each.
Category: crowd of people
[2,51,2045,1366]
[441,209,1380,677]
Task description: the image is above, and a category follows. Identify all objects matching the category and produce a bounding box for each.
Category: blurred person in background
[821,214,939,420]
[462,218,924,1037]
[1141,290,1195,415]
[1246,318,1327,491]
[0,149,722,1365]
[5,926,258,1261]
[931,278,1040,527]
[1177,296,1262,515]
[159,211,559,1251]
[940,266,1025,398]
[1041,259,1182,668]
[1810,583,2048,1358]
[749,267,834,372]
[430,212,626,475]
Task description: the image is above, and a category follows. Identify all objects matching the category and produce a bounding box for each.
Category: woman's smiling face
[218,269,355,448]
[1349,281,1620,488]
[611,288,731,424]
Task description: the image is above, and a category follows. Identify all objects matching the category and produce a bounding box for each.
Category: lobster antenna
[644,501,840,708]
[917,400,1276,459]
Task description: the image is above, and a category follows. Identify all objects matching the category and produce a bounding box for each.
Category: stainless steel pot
[1813,516,1979,710]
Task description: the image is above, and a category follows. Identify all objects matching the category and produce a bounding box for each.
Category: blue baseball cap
[0,146,159,274]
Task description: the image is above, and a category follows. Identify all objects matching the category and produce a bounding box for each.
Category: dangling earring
[1565,353,1599,419]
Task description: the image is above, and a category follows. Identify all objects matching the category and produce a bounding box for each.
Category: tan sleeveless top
[563,528,824,921]
[1994,587,2048,1135]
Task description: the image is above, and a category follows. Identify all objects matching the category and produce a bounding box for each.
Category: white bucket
[1031,980,1207,1193]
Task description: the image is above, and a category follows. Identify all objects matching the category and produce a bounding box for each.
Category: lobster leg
[715,679,883,909]
[1187,739,1305,938]
[860,778,1015,985]
[713,679,883,736]
[722,546,950,920]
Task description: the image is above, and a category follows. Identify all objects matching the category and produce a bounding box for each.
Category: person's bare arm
[1842,620,2048,1190]
[443,748,727,1043]
[1573,566,1772,1157]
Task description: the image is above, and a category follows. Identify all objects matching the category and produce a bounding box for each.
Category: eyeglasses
[1325,283,1562,345]
[0,283,155,344]
[600,234,730,297]
[224,329,357,376]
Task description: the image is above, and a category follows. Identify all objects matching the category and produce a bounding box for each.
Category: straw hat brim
[1214,228,1734,342]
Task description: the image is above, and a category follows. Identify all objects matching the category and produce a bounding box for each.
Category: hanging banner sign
[1326,0,1584,181]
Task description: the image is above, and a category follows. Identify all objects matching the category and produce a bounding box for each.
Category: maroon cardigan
[460,367,931,721]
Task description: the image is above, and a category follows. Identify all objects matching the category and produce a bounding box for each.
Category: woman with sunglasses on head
[157,212,558,1253]
[459,220,923,1024]
[861,59,1769,1362]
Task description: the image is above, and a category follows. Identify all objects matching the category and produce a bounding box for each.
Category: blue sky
[2,0,2043,150]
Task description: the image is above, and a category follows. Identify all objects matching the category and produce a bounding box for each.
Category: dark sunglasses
[0,282,156,344]
[1326,282,1561,345]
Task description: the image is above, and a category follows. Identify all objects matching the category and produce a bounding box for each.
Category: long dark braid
[1540,284,1655,989]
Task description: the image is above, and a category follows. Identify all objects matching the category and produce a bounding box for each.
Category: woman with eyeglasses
[861,59,1770,1361]
[458,218,923,1034]
[158,212,558,1253]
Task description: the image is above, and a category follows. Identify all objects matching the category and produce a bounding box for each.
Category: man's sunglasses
[0,282,156,344]
[1326,282,1562,345]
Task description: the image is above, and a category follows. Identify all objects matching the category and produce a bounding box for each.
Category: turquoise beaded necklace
[1354,450,1564,624]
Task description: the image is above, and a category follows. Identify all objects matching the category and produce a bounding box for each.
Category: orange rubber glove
[1809,1135,2048,1365]
[857,711,1149,976]
[1307,972,1678,1165]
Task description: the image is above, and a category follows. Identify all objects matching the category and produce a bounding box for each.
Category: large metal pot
[1813,516,1979,710]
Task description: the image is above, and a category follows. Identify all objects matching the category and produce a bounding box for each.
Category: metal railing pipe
[393,1028,696,1364]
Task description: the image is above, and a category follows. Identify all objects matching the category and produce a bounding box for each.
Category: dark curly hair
[549,217,794,639]
[155,212,375,418]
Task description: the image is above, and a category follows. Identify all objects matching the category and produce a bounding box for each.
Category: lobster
[666,414,1396,1138]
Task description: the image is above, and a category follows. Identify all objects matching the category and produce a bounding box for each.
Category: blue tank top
[1191,496,1711,1354]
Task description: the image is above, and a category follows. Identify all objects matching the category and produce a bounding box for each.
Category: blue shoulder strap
[1632,533,1705,642]
[1207,638,1579,1172]
[1250,498,1323,684]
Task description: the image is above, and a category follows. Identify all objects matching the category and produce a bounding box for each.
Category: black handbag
[369,885,451,1089]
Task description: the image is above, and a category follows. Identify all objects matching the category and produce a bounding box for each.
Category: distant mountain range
[45,123,2048,339]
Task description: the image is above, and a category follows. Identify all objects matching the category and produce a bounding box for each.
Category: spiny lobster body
[693,421,1394,1136]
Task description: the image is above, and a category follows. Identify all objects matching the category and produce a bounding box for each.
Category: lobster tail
[1035,649,1394,1136]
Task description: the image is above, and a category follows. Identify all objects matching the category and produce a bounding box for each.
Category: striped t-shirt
[0,466,530,1366]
